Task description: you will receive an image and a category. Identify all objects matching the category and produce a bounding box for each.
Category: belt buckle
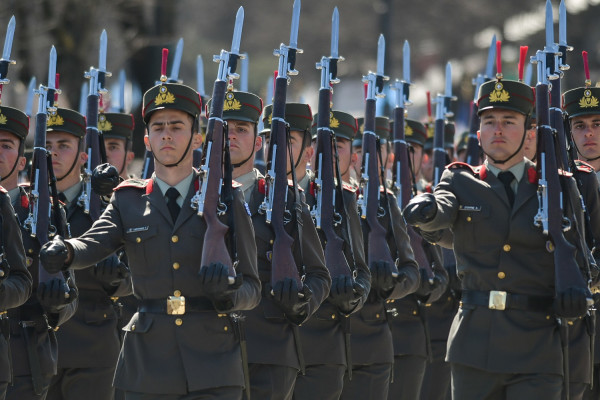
[488,291,507,310]
[166,296,185,315]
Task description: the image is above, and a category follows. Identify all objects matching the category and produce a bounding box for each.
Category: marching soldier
[0,106,34,398]
[41,107,132,400]
[0,105,76,400]
[217,91,330,400]
[40,82,261,398]
[404,76,589,399]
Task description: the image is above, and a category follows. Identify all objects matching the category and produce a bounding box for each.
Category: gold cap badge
[98,114,113,131]
[155,85,175,106]
[489,82,510,103]
[0,113,6,125]
[47,110,64,126]
[224,91,242,111]
[329,112,339,128]
[579,89,599,109]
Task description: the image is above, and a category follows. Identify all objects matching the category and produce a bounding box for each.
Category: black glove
[272,278,312,324]
[92,163,121,196]
[39,236,70,274]
[370,261,397,295]
[329,275,365,315]
[198,263,242,311]
[94,254,130,287]
[554,287,589,319]
[415,268,443,298]
[403,193,438,226]
[419,229,443,244]
[37,278,77,313]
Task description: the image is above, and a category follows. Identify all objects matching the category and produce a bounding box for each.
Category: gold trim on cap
[155,86,176,106]
[579,89,599,108]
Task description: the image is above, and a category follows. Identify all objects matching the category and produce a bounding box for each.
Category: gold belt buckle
[488,291,507,310]
[166,296,186,315]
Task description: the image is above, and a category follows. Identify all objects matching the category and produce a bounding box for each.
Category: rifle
[0,16,15,104]
[259,0,304,289]
[432,62,455,187]
[356,34,398,272]
[312,7,352,280]
[466,35,496,166]
[80,30,111,220]
[167,38,184,84]
[190,7,246,283]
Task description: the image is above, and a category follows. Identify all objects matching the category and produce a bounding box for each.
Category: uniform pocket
[124,226,158,276]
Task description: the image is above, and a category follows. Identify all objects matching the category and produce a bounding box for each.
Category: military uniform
[293,110,371,400]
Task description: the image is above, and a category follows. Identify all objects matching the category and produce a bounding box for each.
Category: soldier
[216,91,330,400]
[292,110,371,399]
[0,106,34,398]
[40,107,131,400]
[340,116,420,400]
[0,105,76,400]
[350,118,363,184]
[404,77,589,399]
[40,82,261,398]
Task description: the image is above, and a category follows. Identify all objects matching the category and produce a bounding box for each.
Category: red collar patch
[20,194,29,209]
[258,178,266,195]
[527,166,538,184]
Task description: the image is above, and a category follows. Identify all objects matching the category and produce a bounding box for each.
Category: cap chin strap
[57,139,82,182]
[481,119,529,165]
[1,140,25,183]
[571,140,600,162]
[233,124,258,169]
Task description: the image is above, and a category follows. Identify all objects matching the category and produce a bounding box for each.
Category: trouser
[293,364,345,400]
[582,364,600,400]
[243,364,298,400]
[388,354,427,400]
[124,387,242,400]
[571,382,587,400]
[0,381,7,400]
[420,347,452,400]
[46,366,115,400]
[339,362,392,400]
[451,363,563,400]
[6,374,53,400]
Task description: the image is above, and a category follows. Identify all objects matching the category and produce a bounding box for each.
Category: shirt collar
[154,172,195,201]
[485,159,526,182]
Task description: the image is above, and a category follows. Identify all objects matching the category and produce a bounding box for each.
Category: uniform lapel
[512,162,538,214]
[172,176,199,232]
[486,173,512,208]
[145,180,173,225]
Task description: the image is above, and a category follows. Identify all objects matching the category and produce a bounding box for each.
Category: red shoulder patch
[258,178,266,195]
[575,160,595,174]
[342,182,357,193]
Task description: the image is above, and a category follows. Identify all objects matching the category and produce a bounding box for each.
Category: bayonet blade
[79,81,88,115]
[403,40,410,83]
[230,7,244,55]
[196,55,205,96]
[524,62,533,86]
[289,0,301,48]
[48,46,57,90]
[445,62,452,98]
[545,0,554,49]
[330,7,339,59]
[25,76,36,117]
[377,34,385,76]
[2,16,15,61]
[169,38,184,82]
[484,34,496,79]
[240,53,248,92]
[118,69,126,112]
[559,0,567,46]
[99,30,107,72]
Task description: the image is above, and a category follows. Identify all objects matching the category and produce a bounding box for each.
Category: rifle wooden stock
[200,79,234,277]
[269,77,303,287]
[315,87,352,278]
[432,117,446,186]
[536,83,589,295]
[362,98,396,271]
[466,101,481,166]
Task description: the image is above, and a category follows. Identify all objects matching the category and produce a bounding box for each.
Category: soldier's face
[571,115,600,161]
[46,132,86,179]
[227,119,259,167]
[105,138,130,174]
[287,130,312,176]
[478,109,526,166]
[145,109,200,167]
[409,144,423,176]
[352,146,362,176]
[334,137,354,177]
[523,125,537,161]
[0,131,24,184]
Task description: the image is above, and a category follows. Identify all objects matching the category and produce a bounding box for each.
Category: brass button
[217,313,227,318]
[175,318,183,326]
[172,262,180,270]
[413,310,418,315]
[546,315,551,320]
[269,239,274,245]
[331,314,336,320]
[172,235,179,243]
[497,271,506,279]
[466,216,472,222]
[28,248,34,254]
[503,244,511,252]
[568,320,574,326]
[131,324,136,331]
[103,313,107,318]
[136,237,141,243]
[174,290,181,297]
[375,313,380,318]
[224,326,228,331]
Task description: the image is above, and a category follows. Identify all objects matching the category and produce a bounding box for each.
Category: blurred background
[1,0,600,161]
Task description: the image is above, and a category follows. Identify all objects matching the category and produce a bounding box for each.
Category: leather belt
[461,290,553,313]
[138,297,214,315]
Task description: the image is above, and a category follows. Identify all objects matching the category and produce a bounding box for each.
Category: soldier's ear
[254,135,263,153]
[191,132,202,150]
[477,130,481,145]
[144,135,151,151]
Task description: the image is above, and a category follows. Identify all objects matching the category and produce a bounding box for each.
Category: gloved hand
[198,263,242,311]
[403,193,438,226]
[554,287,589,319]
[39,236,70,274]
[419,229,443,244]
[94,254,130,287]
[272,278,312,324]
[37,278,77,313]
[92,163,121,196]
[329,275,365,315]
[370,261,396,294]
[415,268,443,298]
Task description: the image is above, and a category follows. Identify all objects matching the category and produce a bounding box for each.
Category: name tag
[126,226,149,233]
[459,205,481,212]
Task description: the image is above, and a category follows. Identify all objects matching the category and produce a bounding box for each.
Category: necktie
[165,187,181,222]
[497,171,515,207]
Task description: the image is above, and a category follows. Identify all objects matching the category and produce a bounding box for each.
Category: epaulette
[18,183,31,189]
[342,182,357,193]
[115,178,153,195]
[448,161,487,180]
[232,180,242,188]
[309,181,316,197]
[527,166,538,184]
[574,160,595,174]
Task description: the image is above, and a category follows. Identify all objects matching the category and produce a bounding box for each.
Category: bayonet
[289,0,301,49]
[25,77,36,118]
[240,53,248,92]
[330,7,339,59]
[559,0,567,47]
[376,34,385,77]
[1,16,15,64]
[118,69,126,113]
[230,7,244,55]
[168,38,184,83]
[545,0,554,51]
[79,81,88,115]
[99,30,107,73]
[196,55,205,96]
[403,40,410,83]
[484,34,496,81]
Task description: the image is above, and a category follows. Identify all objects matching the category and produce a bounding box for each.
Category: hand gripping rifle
[190,7,246,284]
[466,35,496,166]
[432,62,456,187]
[356,34,399,274]
[80,30,111,220]
[312,7,353,281]
[24,46,73,298]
